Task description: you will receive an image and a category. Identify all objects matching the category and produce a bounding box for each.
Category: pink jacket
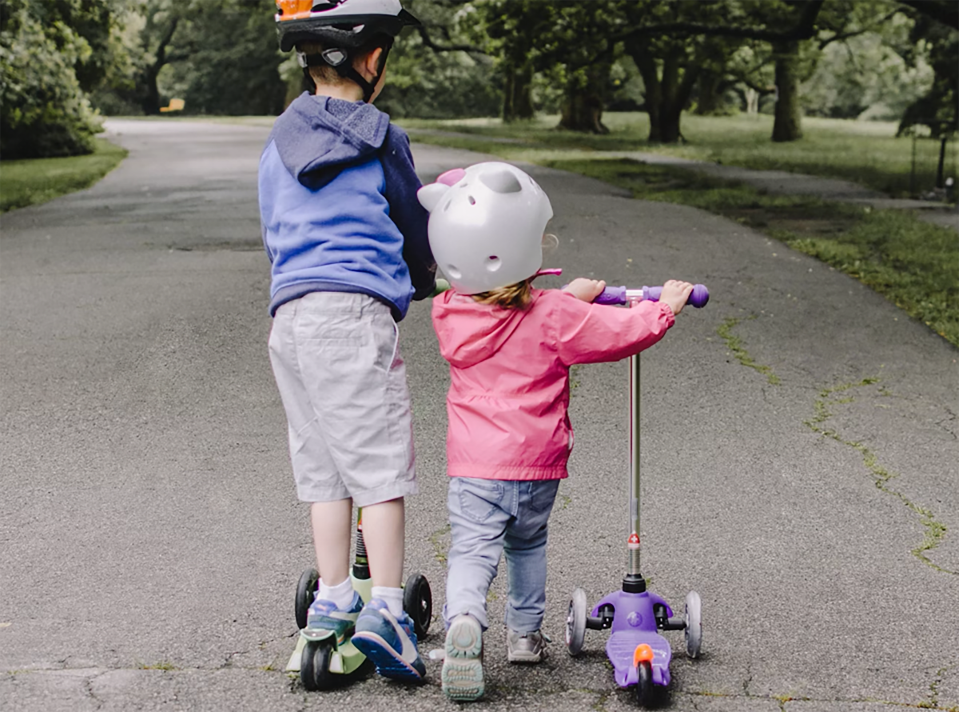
[431,288,675,481]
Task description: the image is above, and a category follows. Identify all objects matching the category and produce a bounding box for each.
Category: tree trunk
[558,62,609,134]
[140,17,179,116]
[771,40,803,142]
[695,70,724,115]
[630,45,701,144]
[502,62,534,122]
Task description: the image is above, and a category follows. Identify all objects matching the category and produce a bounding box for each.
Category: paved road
[2,119,957,712]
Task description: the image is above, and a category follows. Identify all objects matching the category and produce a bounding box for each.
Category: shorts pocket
[455,478,504,524]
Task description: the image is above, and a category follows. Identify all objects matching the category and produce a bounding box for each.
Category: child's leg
[359,497,404,588]
[310,499,352,591]
[503,480,560,634]
[303,498,363,641]
[444,477,511,629]
[442,477,512,702]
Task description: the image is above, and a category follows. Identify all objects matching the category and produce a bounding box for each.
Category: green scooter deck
[286,574,373,674]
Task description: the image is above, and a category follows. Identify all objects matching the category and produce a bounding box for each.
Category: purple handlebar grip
[596,284,710,307]
[594,286,627,305]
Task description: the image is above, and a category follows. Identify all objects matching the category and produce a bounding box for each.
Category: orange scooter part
[633,644,654,667]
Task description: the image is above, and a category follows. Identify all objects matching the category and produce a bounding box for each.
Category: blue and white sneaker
[302,591,363,645]
[351,598,426,682]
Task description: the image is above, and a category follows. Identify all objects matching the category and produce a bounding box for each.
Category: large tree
[1,0,119,158]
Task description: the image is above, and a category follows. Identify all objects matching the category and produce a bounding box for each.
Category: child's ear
[363,46,383,77]
[417,183,449,212]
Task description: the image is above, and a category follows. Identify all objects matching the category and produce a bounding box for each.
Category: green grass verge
[0,137,127,213]
[400,113,957,199]
[401,123,958,347]
[547,158,958,347]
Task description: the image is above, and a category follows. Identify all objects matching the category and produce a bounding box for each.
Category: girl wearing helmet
[262,0,434,685]
[420,162,694,701]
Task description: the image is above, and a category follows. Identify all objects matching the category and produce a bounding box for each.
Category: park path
[405,128,959,231]
[0,119,957,712]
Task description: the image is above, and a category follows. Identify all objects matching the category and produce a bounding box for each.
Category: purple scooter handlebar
[595,284,709,308]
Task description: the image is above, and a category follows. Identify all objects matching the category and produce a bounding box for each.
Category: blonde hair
[471,279,533,310]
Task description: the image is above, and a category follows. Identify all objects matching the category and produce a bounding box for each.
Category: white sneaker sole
[442,617,484,702]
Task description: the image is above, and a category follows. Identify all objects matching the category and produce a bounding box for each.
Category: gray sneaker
[507,629,548,663]
[442,614,484,701]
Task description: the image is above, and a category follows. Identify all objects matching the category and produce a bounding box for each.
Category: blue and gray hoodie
[258,93,436,320]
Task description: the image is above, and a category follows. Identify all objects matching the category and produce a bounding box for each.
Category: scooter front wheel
[565,588,587,656]
[633,661,653,707]
[300,639,335,691]
[685,590,702,659]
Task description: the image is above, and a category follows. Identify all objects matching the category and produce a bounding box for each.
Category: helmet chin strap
[299,39,392,103]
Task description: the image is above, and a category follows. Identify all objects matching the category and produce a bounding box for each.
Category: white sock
[319,577,355,610]
[372,586,405,619]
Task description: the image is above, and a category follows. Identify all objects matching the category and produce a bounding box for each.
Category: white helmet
[417,162,553,295]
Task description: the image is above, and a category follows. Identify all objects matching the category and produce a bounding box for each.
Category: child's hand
[660,279,694,316]
[564,278,606,303]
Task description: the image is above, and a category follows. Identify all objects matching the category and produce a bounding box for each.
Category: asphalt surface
[1,119,957,712]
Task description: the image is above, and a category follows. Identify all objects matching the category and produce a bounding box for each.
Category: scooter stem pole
[628,350,641,576]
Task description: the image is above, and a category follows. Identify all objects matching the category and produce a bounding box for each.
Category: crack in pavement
[713,319,955,576]
[805,378,956,576]
[717,316,781,385]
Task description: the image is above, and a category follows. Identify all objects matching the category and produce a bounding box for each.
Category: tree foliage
[0,0,116,158]
[896,10,957,137]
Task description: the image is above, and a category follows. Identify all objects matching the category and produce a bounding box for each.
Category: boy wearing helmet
[260,0,434,683]
[419,163,694,701]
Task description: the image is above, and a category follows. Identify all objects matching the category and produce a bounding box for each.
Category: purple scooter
[565,283,709,707]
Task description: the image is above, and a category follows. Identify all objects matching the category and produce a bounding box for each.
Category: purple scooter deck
[593,590,673,688]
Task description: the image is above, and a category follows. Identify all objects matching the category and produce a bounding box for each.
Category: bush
[0,9,103,159]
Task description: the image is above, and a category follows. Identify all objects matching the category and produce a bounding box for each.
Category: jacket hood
[271,93,390,190]
[432,289,536,368]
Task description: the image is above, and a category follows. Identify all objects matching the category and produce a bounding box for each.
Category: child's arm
[380,126,437,300]
[548,286,681,365]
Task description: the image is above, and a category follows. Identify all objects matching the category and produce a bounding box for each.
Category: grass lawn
[0,137,127,213]
[398,115,958,347]
[399,112,957,200]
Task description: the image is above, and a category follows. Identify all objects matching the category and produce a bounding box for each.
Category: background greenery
[2,1,955,163]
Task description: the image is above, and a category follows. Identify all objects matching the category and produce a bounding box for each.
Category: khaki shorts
[268,292,417,506]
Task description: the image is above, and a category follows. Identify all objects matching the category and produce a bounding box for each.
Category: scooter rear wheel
[403,572,433,639]
[295,568,319,630]
[565,588,587,656]
[685,590,702,659]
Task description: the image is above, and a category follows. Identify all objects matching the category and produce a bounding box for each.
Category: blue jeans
[443,477,561,634]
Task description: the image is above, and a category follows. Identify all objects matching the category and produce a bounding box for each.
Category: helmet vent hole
[486,256,502,272]
[468,196,476,205]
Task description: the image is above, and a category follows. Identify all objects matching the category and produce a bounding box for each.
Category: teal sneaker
[302,591,362,644]
[352,599,426,682]
[442,614,484,701]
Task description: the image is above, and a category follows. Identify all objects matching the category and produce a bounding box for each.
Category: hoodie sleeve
[547,291,675,366]
[380,125,437,300]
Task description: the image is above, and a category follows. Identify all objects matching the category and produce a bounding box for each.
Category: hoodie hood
[432,289,536,368]
[271,93,390,190]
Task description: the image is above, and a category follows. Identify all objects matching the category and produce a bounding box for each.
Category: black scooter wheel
[300,639,335,691]
[295,568,319,630]
[634,661,653,707]
[403,572,432,638]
